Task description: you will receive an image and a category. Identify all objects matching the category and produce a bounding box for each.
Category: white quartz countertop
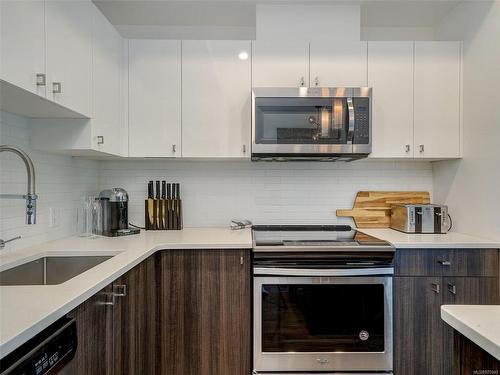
[0,227,252,358]
[358,228,500,249]
[441,305,500,361]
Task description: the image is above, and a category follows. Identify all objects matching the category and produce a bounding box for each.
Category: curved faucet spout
[0,145,37,224]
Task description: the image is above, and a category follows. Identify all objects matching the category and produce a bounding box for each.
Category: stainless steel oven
[252,225,393,374]
[252,87,372,161]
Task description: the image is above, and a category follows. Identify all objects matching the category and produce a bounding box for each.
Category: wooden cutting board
[336,191,431,228]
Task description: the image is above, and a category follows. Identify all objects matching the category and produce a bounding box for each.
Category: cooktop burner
[252,225,392,249]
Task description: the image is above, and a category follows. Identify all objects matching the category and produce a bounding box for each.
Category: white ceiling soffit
[361,0,463,27]
[93,0,464,38]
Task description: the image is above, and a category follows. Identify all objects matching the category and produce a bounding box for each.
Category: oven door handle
[253,267,394,276]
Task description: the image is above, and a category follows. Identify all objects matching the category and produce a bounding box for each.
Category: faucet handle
[0,236,21,249]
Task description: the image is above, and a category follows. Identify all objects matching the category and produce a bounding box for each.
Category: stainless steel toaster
[390,204,449,234]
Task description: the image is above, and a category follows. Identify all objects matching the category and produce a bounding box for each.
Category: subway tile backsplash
[0,112,99,252]
[99,159,433,228]
[1,110,433,251]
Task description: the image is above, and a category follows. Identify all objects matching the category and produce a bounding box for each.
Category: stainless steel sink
[0,256,113,286]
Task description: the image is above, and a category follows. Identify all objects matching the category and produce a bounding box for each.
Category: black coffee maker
[98,188,139,237]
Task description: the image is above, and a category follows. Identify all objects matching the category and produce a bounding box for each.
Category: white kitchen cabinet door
[128,40,181,157]
[368,42,414,158]
[0,0,45,97]
[414,42,461,158]
[252,41,309,87]
[45,0,93,117]
[182,40,251,157]
[91,4,124,156]
[310,42,367,87]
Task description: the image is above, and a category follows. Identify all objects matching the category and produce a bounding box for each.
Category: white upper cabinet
[252,41,309,87]
[182,40,251,157]
[368,42,414,158]
[45,0,93,117]
[414,41,461,158]
[128,40,181,157]
[0,0,45,97]
[310,42,368,87]
[91,4,124,156]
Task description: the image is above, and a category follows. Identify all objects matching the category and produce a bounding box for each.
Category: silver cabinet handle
[299,77,305,87]
[405,144,410,153]
[346,97,355,145]
[314,76,319,87]
[97,136,104,145]
[36,73,46,86]
[438,260,451,266]
[447,283,457,295]
[0,236,21,249]
[172,144,177,153]
[242,144,246,153]
[419,144,425,153]
[97,292,115,306]
[52,82,62,94]
[113,284,127,297]
[431,283,440,294]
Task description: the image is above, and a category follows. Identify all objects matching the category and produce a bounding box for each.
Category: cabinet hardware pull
[52,82,62,94]
[242,144,246,153]
[97,292,115,306]
[447,283,457,295]
[172,144,176,153]
[240,256,244,265]
[431,283,440,294]
[97,136,104,145]
[438,260,451,266]
[113,284,127,297]
[299,77,305,87]
[314,77,319,87]
[36,73,46,86]
[405,144,410,153]
[419,144,424,153]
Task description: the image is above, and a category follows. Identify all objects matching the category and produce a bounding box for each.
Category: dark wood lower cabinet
[394,248,499,375]
[66,284,114,375]
[66,249,250,375]
[454,332,500,375]
[113,255,159,375]
[159,249,251,375]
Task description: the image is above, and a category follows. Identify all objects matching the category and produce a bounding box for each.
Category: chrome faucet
[0,145,37,224]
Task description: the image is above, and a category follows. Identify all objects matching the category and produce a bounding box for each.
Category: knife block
[145,198,182,230]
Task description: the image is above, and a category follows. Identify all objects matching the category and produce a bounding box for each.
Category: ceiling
[93,0,464,37]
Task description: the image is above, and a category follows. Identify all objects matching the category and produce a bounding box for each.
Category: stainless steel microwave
[251,87,372,161]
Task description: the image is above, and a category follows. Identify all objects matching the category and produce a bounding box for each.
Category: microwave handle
[347,97,355,144]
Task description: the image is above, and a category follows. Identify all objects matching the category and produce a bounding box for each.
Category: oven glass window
[261,284,385,352]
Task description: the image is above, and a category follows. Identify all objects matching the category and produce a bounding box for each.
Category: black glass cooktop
[252,225,391,248]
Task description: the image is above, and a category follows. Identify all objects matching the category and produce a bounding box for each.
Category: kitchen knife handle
[148,181,153,199]
[161,181,166,199]
[155,181,160,199]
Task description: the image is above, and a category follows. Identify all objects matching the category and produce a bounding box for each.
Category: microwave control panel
[353,98,370,144]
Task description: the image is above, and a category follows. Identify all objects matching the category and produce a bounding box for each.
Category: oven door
[253,269,393,373]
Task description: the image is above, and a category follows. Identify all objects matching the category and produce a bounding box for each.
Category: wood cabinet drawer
[395,249,499,277]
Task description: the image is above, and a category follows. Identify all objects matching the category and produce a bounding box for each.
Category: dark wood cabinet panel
[113,255,159,375]
[454,331,500,375]
[443,250,499,277]
[66,284,114,375]
[395,249,499,277]
[159,249,251,375]
[394,276,443,375]
[441,277,499,375]
[394,249,499,374]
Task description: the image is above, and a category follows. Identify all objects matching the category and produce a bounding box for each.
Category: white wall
[361,26,435,41]
[99,160,433,228]
[256,5,360,41]
[0,111,100,252]
[433,1,500,240]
